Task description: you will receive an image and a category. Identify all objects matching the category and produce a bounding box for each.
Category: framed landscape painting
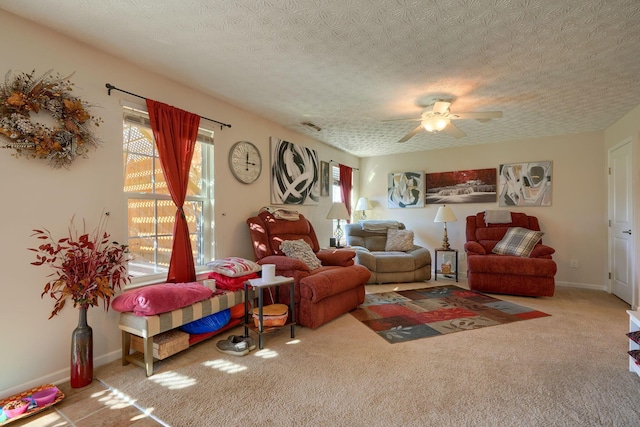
[388,171,424,208]
[425,168,497,204]
[270,137,319,205]
[498,161,552,207]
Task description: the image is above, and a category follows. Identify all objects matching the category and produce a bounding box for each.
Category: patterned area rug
[351,285,550,344]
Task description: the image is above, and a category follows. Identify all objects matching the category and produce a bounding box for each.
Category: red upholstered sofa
[247,210,371,328]
[464,212,556,297]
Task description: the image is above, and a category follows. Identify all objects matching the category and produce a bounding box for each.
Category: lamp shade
[326,202,350,220]
[434,205,457,223]
[355,197,372,211]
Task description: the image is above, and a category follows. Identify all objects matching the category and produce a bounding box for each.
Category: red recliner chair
[247,210,371,328]
[464,212,556,297]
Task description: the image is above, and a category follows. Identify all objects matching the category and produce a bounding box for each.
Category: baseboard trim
[434,274,606,292]
[555,281,607,292]
[1,350,122,399]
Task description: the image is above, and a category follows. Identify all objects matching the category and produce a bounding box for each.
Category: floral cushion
[492,227,544,257]
[280,239,322,270]
[385,228,414,251]
[206,257,262,277]
[627,331,640,345]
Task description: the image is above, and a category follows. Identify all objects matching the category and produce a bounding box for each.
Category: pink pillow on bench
[112,282,213,316]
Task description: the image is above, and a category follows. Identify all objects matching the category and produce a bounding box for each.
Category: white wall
[358,131,607,288]
[0,10,359,396]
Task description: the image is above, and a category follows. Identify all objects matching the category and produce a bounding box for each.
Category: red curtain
[339,164,353,222]
[146,99,201,283]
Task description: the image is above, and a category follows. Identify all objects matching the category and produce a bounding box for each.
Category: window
[331,164,342,203]
[122,106,214,279]
[331,164,341,230]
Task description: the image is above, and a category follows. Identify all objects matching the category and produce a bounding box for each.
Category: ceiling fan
[387,100,503,143]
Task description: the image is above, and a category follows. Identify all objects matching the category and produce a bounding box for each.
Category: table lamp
[434,205,457,250]
[355,197,373,219]
[326,202,350,248]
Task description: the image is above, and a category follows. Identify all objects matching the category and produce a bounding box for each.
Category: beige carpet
[96,281,640,426]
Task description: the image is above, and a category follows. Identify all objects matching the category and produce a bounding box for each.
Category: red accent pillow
[207,272,259,291]
[112,282,213,316]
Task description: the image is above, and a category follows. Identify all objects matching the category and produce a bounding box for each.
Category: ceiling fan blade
[398,125,423,143]
[432,101,451,114]
[452,111,503,120]
[382,117,422,123]
[442,122,466,139]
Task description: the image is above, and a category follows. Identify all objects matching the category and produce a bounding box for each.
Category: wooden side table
[434,248,458,282]
[244,276,295,349]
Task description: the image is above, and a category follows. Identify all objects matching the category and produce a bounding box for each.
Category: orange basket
[252,303,289,327]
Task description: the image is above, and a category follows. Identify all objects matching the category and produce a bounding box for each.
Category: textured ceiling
[3,0,640,157]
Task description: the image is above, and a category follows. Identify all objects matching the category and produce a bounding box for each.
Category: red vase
[70,306,93,388]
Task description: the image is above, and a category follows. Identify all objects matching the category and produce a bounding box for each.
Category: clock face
[229,141,262,184]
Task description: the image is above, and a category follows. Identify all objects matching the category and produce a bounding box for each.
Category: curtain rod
[330,160,359,171]
[105,83,232,129]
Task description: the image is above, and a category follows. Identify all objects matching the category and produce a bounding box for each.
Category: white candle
[262,264,276,282]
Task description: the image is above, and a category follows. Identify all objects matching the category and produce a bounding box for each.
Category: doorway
[608,138,635,307]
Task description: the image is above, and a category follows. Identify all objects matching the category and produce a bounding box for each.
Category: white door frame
[608,137,637,308]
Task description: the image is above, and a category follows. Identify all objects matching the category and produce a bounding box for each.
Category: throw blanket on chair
[484,210,512,224]
[259,206,300,221]
[359,220,401,232]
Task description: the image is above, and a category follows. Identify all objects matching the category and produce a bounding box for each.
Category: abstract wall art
[425,168,497,204]
[270,137,319,205]
[498,161,552,207]
[388,171,424,208]
[320,160,330,197]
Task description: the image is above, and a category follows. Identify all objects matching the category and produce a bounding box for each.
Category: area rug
[351,285,550,343]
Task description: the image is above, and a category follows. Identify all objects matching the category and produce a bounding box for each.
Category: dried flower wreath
[0,69,102,168]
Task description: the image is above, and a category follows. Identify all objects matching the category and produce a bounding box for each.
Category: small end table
[244,276,295,349]
[434,248,459,282]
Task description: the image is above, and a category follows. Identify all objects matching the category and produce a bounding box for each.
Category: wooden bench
[119,289,245,376]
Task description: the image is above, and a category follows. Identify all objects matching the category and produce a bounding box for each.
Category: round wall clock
[229,141,262,184]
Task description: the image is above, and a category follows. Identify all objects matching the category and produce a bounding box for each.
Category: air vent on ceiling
[301,121,322,132]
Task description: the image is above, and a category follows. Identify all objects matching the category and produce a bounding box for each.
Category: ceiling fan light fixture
[423,116,450,132]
